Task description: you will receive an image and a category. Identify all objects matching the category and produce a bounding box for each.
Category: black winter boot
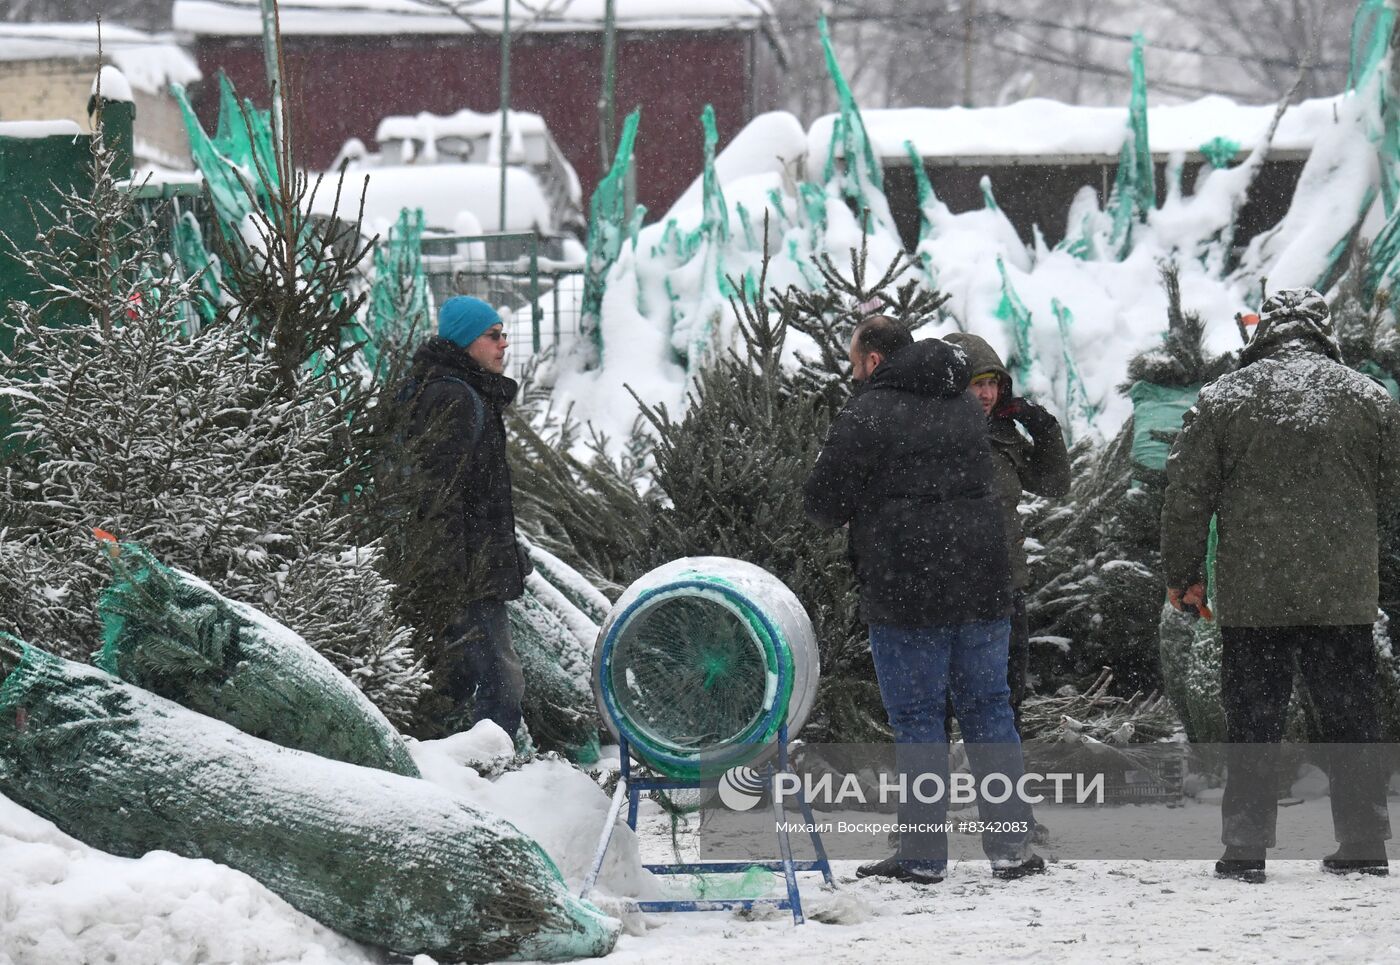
[855,853,945,884]
[1323,842,1389,876]
[992,853,1046,880]
[1215,846,1266,883]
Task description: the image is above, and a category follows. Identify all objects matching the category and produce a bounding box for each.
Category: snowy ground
[611,801,1400,965]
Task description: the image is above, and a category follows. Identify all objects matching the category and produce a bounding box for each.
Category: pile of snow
[174,0,772,37]
[0,23,200,97]
[1,721,651,961]
[0,793,374,965]
[91,65,133,104]
[546,62,1386,452]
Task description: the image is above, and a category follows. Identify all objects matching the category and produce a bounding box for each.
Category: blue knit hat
[438,296,501,348]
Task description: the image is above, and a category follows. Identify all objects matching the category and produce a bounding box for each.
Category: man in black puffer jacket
[804,315,1041,884]
[401,295,529,740]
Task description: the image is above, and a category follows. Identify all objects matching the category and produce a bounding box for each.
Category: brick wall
[0,56,193,169]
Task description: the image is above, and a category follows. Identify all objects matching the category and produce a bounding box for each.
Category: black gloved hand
[994,397,1059,434]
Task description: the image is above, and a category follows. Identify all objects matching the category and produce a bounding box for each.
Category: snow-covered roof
[0,23,201,96]
[174,0,771,37]
[810,94,1341,166]
[0,119,83,139]
[314,163,554,235]
[378,109,544,145]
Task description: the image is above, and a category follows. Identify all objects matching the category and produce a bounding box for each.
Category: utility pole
[598,0,617,172]
[962,0,975,108]
[498,0,512,232]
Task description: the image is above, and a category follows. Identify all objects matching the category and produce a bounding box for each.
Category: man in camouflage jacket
[1161,288,1400,881]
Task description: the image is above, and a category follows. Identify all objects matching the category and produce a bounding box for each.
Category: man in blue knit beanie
[396,295,531,743]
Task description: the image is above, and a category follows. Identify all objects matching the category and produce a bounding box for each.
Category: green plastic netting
[509,588,602,765]
[172,208,222,329]
[580,109,642,362]
[819,15,895,234]
[1107,33,1154,260]
[1199,137,1242,170]
[994,256,1036,391]
[0,641,619,962]
[903,139,941,286]
[172,76,277,249]
[1051,298,1098,435]
[95,542,419,778]
[365,206,429,372]
[607,596,771,753]
[1126,381,1200,471]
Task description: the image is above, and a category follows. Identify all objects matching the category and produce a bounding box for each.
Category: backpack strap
[418,375,487,450]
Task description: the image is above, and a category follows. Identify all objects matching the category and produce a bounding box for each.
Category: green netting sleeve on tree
[903,139,942,287]
[1199,137,1242,170]
[672,104,736,378]
[980,175,1000,212]
[171,76,278,248]
[818,16,895,234]
[1051,298,1098,437]
[580,109,642,366]
[1350,0,1400,213]
[1126,381,1201,471]
[509,587,602,766]
[365,207,429,372]
[1107,33,1154,259]
[994,257,1035,391]
[0,641,620,962]
[94,541,420,778]
[172,208,222,329]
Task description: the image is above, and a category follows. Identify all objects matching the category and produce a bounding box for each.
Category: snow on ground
[608,799,1400,965]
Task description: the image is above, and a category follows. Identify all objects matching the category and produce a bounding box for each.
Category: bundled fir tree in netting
[628,227,950,743]
[0,115,428,724]
[506,368,656,597]
[1025,264,1235,707]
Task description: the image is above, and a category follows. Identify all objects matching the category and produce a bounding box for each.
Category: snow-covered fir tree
[0,116,428,724]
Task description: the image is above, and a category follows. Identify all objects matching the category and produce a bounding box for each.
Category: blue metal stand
[580,725,834,925]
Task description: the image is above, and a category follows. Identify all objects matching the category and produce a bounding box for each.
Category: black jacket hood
[411,335,518,406]
[863,338,971,398]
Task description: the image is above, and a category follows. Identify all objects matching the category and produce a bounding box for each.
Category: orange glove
[1167,584,1213,621]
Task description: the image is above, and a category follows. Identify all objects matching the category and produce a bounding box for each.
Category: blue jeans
[870,618,1032,867]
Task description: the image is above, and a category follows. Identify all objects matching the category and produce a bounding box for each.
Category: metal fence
[420,231,586,378]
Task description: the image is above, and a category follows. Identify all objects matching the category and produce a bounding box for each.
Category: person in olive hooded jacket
[943,332,1071,732]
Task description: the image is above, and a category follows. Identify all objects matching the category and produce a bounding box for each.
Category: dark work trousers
[441,599,526,739]
[1220,624,1392,849]
[947,592,1030,737]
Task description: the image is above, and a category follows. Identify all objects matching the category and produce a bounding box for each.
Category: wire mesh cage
[593,559,819,780]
